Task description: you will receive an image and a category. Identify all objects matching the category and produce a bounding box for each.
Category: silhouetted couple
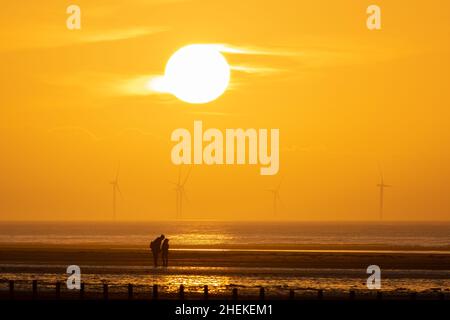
[150,234,169,267]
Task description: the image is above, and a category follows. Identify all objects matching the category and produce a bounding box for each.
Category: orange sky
[0,0,449,221]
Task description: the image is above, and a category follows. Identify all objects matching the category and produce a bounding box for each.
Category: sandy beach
[0,244,449,301]
[0,245,449,270]
[0,222,448,298]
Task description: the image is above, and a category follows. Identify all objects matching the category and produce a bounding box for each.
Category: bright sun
[152,44,231,104]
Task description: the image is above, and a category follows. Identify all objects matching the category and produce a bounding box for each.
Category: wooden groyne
[1,280,447,301]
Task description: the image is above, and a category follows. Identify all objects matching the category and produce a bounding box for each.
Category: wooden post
[317,289,323,300]
[103,283,108,300]
[179,284,185,300]
[32,280,38,299]
[9,280,14,300]
[349,290,355,300]
[153,284,158,300]
[259,287,265,300]
[377,291,382,300]
[55,281,61,299]
[232,288,238,300]
[289,289,295,300]
[128,284,133,300]
[80,282,85,300]
[203,285,209,300]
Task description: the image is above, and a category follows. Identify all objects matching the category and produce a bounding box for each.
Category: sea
[0,221,449,249]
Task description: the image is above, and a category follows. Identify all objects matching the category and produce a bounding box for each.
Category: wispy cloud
[47,126,164,142]
[75,26,169,45]
[113,75,164,96]
[0,25,169,51]
[230,65,285,75]
[217,42,403,71]
[212,44,300,57]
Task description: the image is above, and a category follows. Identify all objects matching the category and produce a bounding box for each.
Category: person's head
[160,234,165,240]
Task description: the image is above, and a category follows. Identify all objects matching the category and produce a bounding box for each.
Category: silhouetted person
[161,239,169,267]
[150,234,165,267]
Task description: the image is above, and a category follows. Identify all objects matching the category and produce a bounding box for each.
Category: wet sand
[1,244,449,301]
[1,244,449,271]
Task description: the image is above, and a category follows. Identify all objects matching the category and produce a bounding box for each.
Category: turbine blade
[181,166,192,186]
[116,184,124,200]
[182,188,190,204]
[377,161,384,182]
[115,162,120,182]
[276,177,284,191]
[277,193,285,208]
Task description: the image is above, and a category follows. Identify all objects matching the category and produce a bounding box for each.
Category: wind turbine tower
[377,168,391,220]
[171,167,191,219]
[267,178,283,216]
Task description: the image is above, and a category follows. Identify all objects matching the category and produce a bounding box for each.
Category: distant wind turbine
[377,166,391,221]
[110,164,123,221]
[267,178,284,216]
[171,167,191,219]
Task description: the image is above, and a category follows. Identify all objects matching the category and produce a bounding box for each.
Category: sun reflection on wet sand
[1,269,449,296]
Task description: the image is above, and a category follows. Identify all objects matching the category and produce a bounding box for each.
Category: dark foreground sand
[0,244,449,270]
[0,245,449,300]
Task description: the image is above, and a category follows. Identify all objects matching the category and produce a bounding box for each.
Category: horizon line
[0,219,449,223]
